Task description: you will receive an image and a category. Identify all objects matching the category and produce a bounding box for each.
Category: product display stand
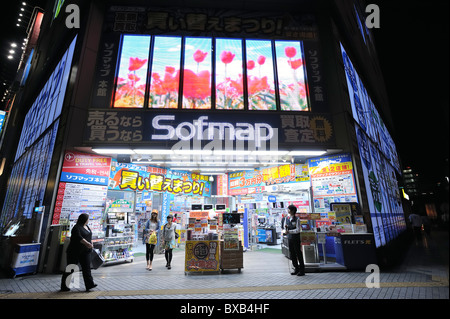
[220,240,243,272]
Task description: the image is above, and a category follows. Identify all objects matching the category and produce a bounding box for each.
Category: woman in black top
[60,213,97,291]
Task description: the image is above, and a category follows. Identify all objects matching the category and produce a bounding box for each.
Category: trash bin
[10,243,41,277]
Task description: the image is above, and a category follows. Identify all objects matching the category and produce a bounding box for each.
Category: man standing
[285,205,305,276]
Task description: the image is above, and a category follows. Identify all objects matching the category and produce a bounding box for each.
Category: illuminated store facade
[0,0,406,274]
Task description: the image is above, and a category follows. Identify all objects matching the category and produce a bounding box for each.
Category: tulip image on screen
[275,41,309,111]
[114,35,150,108]
[215,38,244,110]
[149,36,182,109]
[182,37,212,109]
[245,40,276,111]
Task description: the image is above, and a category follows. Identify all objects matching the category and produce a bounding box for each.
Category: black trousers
[288,236,305,272]
[61,250,95,290]
[146,243,155,262]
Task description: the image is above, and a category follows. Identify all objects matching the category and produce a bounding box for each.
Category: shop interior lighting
[288,150,326,156]
[92,148,134,154]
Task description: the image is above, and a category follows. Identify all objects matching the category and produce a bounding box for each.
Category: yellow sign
[185,240,220,272]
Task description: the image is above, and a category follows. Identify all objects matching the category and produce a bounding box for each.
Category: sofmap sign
[84,110,335,148]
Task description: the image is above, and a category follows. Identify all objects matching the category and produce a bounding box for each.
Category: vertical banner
[303,41,328,113]
[91,34,121,108]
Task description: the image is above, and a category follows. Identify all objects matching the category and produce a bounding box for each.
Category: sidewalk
[0,231,448,300]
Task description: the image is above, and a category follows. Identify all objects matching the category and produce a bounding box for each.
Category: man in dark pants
[285,205,305,276]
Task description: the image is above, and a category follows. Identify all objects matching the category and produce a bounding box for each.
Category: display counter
[338,233,377,270]
[220,240,243,272]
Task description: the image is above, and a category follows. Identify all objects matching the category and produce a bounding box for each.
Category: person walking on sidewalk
[144,210,160,270]
[60,213,97,292]
[285,205,305,276]
[162,214,177,269]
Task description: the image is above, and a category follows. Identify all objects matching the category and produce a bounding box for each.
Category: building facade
[0,0,407,273]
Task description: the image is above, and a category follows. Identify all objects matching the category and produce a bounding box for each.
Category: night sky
[371,0,449,186]
[1,0,448,186]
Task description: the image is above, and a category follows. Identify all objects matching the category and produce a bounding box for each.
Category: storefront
[0,1,407,275]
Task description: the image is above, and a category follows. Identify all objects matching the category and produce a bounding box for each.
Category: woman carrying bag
[60,213,97,292]
[144,210,160,270]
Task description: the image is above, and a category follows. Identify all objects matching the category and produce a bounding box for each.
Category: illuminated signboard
[355,125,406,248]
[15,36,77,162]
[93,7,329,112]
[0,111,6,133]
[109,160,211,197]
[84,110,335,149]
[340,42,400,174]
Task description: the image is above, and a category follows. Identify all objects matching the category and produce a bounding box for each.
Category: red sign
[60,151,111,185]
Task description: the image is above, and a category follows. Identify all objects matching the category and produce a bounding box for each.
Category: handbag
[148,232,157,244]
[90,248,105,269]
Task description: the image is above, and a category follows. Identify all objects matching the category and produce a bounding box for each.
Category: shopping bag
[148,232,157,244]
[90,248,105,269]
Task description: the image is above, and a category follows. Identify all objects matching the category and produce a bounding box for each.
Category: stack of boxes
[220,241,244,271]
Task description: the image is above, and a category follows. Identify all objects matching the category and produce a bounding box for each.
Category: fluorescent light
[133,149,173,155]
[173,150,213,155]
[252,150,289,156]
[288,150,326,156]
[212,150,251,155]
[92,148,134,154]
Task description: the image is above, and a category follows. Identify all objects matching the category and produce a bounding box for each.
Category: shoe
[86,284,97,292]
[60,287,70,292]
[290,269,300,275]
[167,264,171,269]
[297,271,305,276]
[165,263,169,268]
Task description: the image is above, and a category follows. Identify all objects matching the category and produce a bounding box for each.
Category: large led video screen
[114,35,150,108]
[112,35,311,112]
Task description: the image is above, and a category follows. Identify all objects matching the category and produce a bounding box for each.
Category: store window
[113,35,151,108]
[149,36,182,109]
[182,37,212,109]
[275,41,309,111]
[245,39,276,110]
[215,38,244,110]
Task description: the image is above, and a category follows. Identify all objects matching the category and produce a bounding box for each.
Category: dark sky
[371,0,449,185]
[1,0,448,185]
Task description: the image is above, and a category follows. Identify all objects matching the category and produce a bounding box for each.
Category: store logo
[152,115,274,148]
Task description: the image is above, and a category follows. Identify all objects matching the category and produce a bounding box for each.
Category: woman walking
[162,214,177,269]
[60,213,97,291]
[144,210,160,270]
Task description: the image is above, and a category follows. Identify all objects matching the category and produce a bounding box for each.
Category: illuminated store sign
[15,36,77,161]
[84,110,335,148]
[152,115,273,147]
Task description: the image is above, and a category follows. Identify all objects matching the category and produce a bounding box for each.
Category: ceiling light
[7,55,13,59]
[133,149,173,155]
[11,43,17,47]
[92,148,134,154]
[288,150,326,156]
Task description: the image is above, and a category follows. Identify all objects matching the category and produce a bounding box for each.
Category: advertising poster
[109,160,211,197]
[308,153,358,213]
[355,125,406,248]
[60,151,112,186]
[228,163,309,196]
[185,240,220,272]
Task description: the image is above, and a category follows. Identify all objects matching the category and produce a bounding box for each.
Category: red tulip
[128,74,140,82]
[285,46,297,58]
[288,58,303,70]
[183,69,210,99]
[257,55,266,65]
[247,60,255,70]
[165,66,176,74]
[128,57,147,71]
[193,50,208,63]
[220,51,235,64]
